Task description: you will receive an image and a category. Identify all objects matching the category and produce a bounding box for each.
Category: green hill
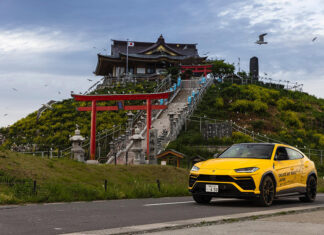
[0,81,157,152]
[168,82,324,172]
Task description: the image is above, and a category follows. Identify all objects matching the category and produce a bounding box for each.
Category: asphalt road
[1,194,324,235]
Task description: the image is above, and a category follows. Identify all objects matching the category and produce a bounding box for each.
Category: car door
[273,146,294,191]
[285,147,304,187]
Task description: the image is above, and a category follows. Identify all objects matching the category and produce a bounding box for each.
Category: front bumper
[189,174,259,198]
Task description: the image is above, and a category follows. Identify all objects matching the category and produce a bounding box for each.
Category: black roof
[111,34,199,57]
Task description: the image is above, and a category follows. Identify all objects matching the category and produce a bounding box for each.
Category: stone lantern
[168,111,175,135]
[131,126,145,164]
[69,126,85,162]
[127,111,134,130]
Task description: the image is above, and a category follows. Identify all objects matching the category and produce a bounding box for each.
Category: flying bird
[58,91,61,94]
[312,37,317,42]
[87,79,93,82]
[12,88,18,91]
[4,114,8,116]
[255,33,268,45]
[36,100,56,121]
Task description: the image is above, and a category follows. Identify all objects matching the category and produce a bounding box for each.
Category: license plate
[206,184,219,193]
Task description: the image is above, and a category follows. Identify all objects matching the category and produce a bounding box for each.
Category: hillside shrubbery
[0,81,157,151]
[170,82,324,159]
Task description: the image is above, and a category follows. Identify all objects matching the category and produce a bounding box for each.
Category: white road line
[144,199,234,206]
[144,201,194,206]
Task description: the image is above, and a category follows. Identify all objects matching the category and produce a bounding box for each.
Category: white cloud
[0,72,98,127]
[0,28,88,54]
[212,0,324,45]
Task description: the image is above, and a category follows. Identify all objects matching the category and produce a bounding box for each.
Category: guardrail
[186,115,324,165]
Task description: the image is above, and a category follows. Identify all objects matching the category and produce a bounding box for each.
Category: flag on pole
[127,41,134,47]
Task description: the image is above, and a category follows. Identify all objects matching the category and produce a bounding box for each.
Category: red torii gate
[72,92,171,161]
[181,64,212,77]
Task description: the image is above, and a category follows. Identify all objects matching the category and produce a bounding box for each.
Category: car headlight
[191,166,200,172]
[234,167,259,173]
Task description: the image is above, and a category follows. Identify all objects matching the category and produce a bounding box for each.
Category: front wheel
[192,194,212,204]
[299,175,317,202]
[258,176,275,207]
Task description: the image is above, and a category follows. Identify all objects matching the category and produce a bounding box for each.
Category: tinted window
[275,147,289,160]
[218,144,274,159]
[286,148,304,160]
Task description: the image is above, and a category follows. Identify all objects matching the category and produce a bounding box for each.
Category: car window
[218,144,274,159]
[286,148,304,160]
[275,147,289,160]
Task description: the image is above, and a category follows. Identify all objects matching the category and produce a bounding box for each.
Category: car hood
[198,158,270,170]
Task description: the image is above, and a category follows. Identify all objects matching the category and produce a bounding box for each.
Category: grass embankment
[0,151,189,204]
[168,83,324,174]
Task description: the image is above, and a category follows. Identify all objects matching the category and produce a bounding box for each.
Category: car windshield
[218,144,274,159]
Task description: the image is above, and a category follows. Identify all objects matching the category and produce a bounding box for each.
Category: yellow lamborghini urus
[189,143,317,206]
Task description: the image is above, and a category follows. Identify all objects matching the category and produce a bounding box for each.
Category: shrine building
[94,35,206,77]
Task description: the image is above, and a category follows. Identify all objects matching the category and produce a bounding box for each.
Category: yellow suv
[189,143,317,206]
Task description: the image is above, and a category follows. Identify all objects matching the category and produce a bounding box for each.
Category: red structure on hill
[72,92,171,161]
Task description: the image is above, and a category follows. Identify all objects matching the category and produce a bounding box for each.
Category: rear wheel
[299,175,317,202]
[258,176,275,207]
[192,194,212,204]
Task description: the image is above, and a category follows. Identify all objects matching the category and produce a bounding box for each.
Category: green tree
[209,59,235,78]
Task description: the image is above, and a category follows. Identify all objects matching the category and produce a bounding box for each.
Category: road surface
[1,195,324,234]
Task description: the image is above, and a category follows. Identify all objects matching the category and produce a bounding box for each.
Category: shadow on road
[194,198,308,208]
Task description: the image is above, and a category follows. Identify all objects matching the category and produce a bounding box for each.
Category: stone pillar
[131,127,145,165]
[168,111,175,136]
[69,127,85,162]
[148,129,158,164]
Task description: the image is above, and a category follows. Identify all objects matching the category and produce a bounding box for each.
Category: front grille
[197,175,233,182]
[194,174,255,190]
[235,178,256,190]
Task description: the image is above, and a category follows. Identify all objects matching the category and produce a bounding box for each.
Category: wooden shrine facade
[94,35,207,77]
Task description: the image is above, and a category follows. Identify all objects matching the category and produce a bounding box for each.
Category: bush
[251,120,266,130]
[231,99,268,114]
[281,111,303,128]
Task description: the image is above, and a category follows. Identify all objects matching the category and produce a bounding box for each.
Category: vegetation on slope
[0,81,157,151]
[168,82,324,173]
[0,150,189,204]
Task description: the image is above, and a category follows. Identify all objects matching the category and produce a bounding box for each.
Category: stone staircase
[106,76,213,165]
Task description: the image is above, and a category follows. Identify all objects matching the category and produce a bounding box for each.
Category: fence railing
[156,75,214,154]
[186,115,324,165]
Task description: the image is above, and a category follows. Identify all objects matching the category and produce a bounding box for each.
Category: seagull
[4,114,8,116]
[58,91,61,94]
[36,100,56,121]
[312,37,317,42]
[255,33,268,45]
[44,84,48,87]
[87,79,93,82]
[12,88,18,91]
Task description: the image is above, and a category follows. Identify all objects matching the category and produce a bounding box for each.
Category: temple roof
[111,35,199,57]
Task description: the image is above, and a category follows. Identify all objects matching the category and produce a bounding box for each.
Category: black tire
[192,194,212,204]
[258,176,275,207]
[299,175,317,202]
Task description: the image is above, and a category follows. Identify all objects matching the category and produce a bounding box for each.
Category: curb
[62,204,324,235]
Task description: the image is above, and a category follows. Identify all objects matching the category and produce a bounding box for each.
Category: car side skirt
[276,187,306,197]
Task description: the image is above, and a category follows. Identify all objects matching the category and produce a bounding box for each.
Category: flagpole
[126,38,129,78]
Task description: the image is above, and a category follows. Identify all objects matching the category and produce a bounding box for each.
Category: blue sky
[1,0,324,127]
